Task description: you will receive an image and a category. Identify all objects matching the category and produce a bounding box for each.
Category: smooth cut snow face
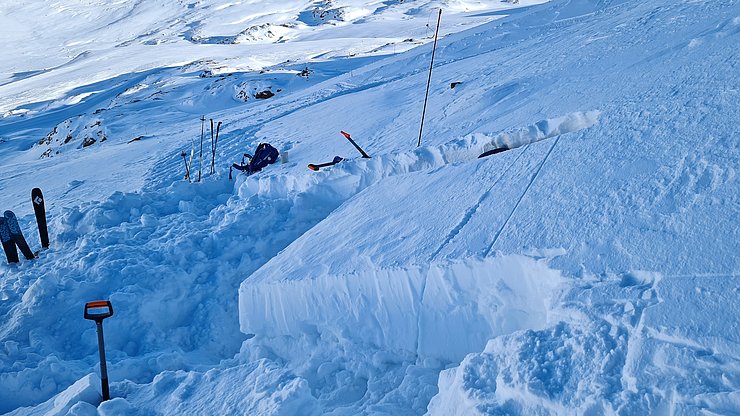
[1,0,739,414]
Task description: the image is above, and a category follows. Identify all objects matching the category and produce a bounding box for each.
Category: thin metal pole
[198,116,205,182]
[181,151,191,182]
[417,9,442,148]
[209,119,214,175]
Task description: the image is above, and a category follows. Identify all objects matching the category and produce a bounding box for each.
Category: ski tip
[340,131,351,139]
[332,156,343,163]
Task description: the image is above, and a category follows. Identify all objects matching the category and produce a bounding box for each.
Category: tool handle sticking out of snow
[340,131,370,158]
[308,156,343,171]
[84,300,114,401]
[85,300,114,321]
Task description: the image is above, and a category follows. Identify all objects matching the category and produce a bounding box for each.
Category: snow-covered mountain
[1,0,738,414]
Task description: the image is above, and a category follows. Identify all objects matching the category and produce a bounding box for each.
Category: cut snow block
[52,374,102,414]
[10,374,102,416]
[239,256,563,363]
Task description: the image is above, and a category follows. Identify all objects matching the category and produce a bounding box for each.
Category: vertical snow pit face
[240,267,427,354]
[419,257,563,362]
[239,255,563,367]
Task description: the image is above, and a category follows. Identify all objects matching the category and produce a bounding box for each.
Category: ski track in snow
[485,136,559,256]
[430,148,529,261]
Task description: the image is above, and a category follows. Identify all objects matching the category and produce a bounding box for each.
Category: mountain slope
[1,0,738,414]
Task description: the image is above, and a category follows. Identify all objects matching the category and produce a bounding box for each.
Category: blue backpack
[232,143,279,175]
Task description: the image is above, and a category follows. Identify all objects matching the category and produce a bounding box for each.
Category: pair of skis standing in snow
[1,188,49,264]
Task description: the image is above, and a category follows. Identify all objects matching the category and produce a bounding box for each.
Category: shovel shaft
[96,321,110,401]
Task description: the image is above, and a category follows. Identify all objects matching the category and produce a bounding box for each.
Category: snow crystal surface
[0,0,738,414]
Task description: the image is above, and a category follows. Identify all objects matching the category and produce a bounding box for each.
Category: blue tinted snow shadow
[0,68,168,147]
[0,52,92,88]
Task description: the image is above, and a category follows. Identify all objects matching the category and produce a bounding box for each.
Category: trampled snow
[1,0,738,414]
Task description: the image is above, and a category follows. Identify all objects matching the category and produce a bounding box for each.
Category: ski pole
[84,300,114,401]
[209,119,215,175]
[212,121,221,175]
[181,151,191,182]
[417,9,442,148]
[199,116,205,182]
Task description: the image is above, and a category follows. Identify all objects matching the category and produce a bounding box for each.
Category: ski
[4,211,35,260]
[308,156,343,171]
[0,217,19,264]
[340,131,370,158]
[478,147,510,159]
[31,188,50,249]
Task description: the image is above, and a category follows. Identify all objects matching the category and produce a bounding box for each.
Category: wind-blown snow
[1,0,738,414]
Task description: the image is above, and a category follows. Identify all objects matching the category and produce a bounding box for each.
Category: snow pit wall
[239,255,563,363]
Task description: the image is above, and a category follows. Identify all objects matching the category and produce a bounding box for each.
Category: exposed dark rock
[255,90,274,99]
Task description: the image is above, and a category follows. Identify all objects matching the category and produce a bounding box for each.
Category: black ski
[32,188,50,248]
[340,131,370,158]
[478,147,510,159]
[308,156,343,171]
[0,217,19,264]
[4,211,35,260]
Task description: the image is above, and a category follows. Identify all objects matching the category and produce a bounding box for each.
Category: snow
[7,374,102,416]
[429,273,740,414]
[1,0,738,414]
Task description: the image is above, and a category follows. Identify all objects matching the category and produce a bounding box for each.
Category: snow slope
[238,0,739,413]
[1,0,738,414]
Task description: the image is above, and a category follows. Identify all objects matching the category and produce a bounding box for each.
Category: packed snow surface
[1,0,738,414]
